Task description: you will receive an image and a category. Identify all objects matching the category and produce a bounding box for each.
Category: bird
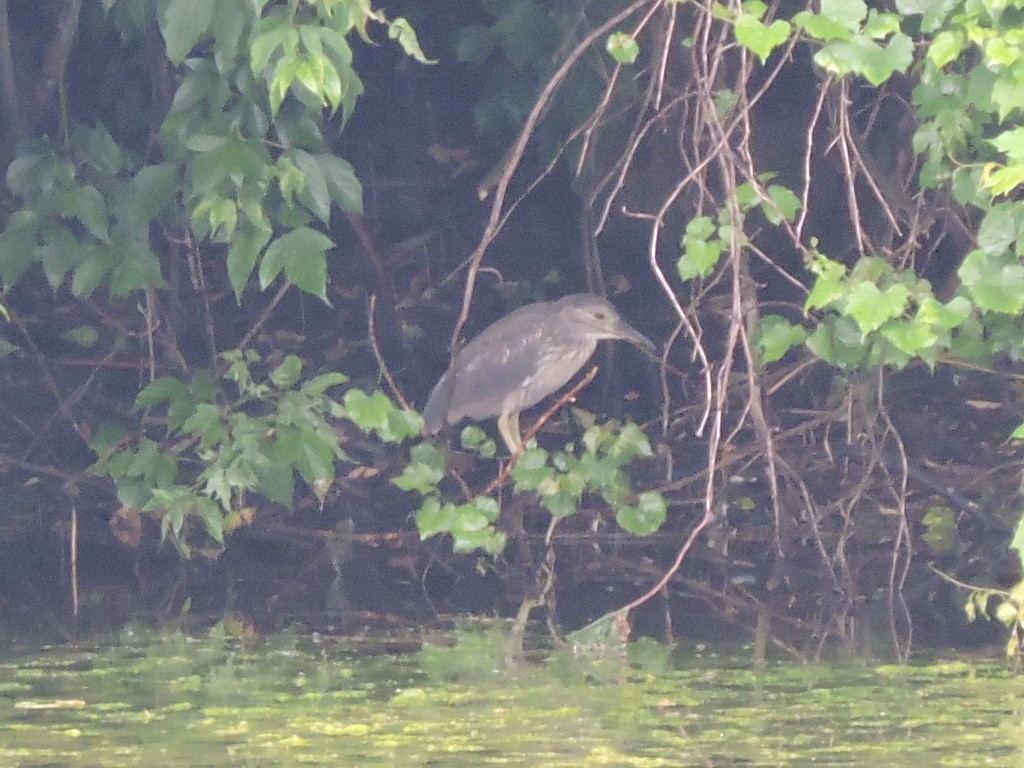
[422,293,655,453]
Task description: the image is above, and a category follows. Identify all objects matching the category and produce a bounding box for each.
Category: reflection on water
[0,621,1019,767]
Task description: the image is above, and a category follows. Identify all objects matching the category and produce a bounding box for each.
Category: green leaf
[959,250,1024,314]
[257,460,295,506]
[250,17,299,74]
[916,294,971,330]
[109,239,166,296]
[734,14,791,64]
[258,227,334,300]
[60,186,109,242]
[320,154,363,214]
[301,372,348,396]
[61,325,99,348]
[510,446,551,490]
[678,216,724,280]
[983,165,1024,197]
[401,438,446,487]
[816,32,913,86]
[161,0,214,63]
[416,497,456,540]
[992,76,1024,123]
[460,425,496,458]
[606,32,640,64]
[927,29,964,68]
[70,243,115,297]
[270,355,303,389]
[292,149,331,222]
[976,204,1020,256]
[72,124,124,174]
[844,282,910,335]
[1007,512,1024,565]
[921,505,957,554]
[452,528,506,557]
[198,496,225,545]
[182,402,225,448]
[227,220,272,302]
[758,315,807,363]
[990,128,1024,164]
[343,388,412,442]
[388,17,433,65]
[294,430,338,486]
[0,210,40,288]
[793,10,854,42]
[766,184,801,223]
[878,318,938,357]
[120,164,180,230]
[616,491,667,536]
[136,376,191,409]
[820,0,867,33]
[805,256,847,312]
[393,460,443,494]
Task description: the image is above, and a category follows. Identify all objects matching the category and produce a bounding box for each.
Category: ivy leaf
[416,497,456,540]
[879,318,938,357]
[816,32,913,86]
[678,216,724,280]
[735,15,791,64]
[616,491,667,536]
[758,315,808,363]
[959,250,1024,314]
[990,128,1024,164]
[844,282,910,335]
[766,184,801,223]
[805,256,847,312]
[927,29,964,68]
[606,32,640,64]
[976,203,1020,256]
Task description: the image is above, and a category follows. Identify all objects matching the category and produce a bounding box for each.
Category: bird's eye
[594,312,606,320]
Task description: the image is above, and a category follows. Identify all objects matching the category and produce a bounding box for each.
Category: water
[0,621,1019,766]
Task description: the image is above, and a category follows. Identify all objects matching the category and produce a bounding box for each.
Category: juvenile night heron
[422,293,655,453]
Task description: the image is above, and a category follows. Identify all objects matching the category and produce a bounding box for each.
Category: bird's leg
[498,410,522,455]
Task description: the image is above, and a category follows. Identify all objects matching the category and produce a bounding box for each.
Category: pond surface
[0,621,1020,767]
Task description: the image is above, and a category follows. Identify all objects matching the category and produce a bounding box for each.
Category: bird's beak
[612,318,656,355]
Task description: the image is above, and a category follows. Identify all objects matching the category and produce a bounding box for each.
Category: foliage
[94,351,419,553]
[717,0,1024,647]
[393,419,667,557]
[94,342,661,557]
[965,582,1024,666]
[0,0,430,305]
[0,0,665,564]
[455,1,604,156]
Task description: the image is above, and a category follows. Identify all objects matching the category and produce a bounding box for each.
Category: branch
[27,0,82,132]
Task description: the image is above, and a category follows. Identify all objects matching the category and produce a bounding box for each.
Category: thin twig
[368,294,409,410]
